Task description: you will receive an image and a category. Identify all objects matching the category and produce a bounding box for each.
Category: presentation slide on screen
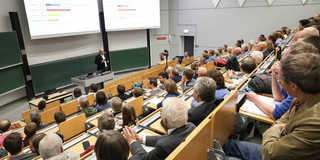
[24,0,100,39]
[103,0,160,31]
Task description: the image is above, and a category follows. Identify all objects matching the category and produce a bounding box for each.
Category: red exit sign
[157,37,166,40]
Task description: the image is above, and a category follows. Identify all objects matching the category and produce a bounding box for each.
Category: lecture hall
[0,0,320,160]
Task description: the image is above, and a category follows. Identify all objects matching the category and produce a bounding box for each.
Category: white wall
[167,0,320,58]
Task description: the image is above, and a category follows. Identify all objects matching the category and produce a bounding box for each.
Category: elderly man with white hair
[248,51,263,65]
[39,133,79,160]
[188,77,222,126]
[123,97,196,160]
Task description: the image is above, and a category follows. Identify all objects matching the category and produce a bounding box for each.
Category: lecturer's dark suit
[94,53,108,71]
[188,99,222,126]
[130,123,196,160]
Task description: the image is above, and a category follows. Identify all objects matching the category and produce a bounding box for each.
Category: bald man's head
[0,119,11,133]
[256,42,267,51]
[198,67,207,77]
[99,49,104,55]
[233,47,242,55]
[298,27,319,41]
[166,66,173,75]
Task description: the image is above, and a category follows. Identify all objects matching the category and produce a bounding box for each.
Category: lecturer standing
[95,49,109,71]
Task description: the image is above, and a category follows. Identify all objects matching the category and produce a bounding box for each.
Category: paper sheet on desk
[138,132,155,152]
[148,97,162,104]
[241,95,281,118]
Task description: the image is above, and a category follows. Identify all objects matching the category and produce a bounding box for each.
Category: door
[184,36,194,57]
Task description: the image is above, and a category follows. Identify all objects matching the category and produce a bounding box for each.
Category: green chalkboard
[30,47,149,94]
[30,53,97,94]
[110,47,149,72]
[0,32,22,68]
[0,65,25,94]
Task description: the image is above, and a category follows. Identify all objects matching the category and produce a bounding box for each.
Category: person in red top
[0,119,23,147]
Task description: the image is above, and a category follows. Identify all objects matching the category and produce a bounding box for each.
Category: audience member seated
[198,55,208,66]
[188,77,222,126]
[95,130,129,160]
[191,70,231,107]
[79,97,98,118]
[80,112,115,157]
[30,100,46,119]
[197,67,207,78]
[175,64,183,74]
[54,111,66,142]
[117,84,130,101]
[89,83,98,94]
[256,42,269,60]
[31,114,49,131]
[209,49,219,62]
[207,69,231,99]
[181,68,196,93]
[123,97,196,160]
[73,87,84,101]
[165,66,173,75]
[170,68,182,83]
[191,62,199,79]
[245,41,319,120]
[241,44,250,55]
[298,18,310,31]
[95,91,111,112]
[39,133,79,160]
[225,60,256,90]
[302,35,320,53]
[248,51,263,65]
[175,57,182,65]
[298,27,320,40]
[23,122,37,147]
[147,77,162,98]
[29,133,46,157]
[3,132,38,160]
[132,87,143,98]
[158,72,169,90]
[266,40,275,53]
[110,97,123,116]
[117,104,137,132]
[223,53,320,160]
[182,51,189,60]
[157,79,181,109]
[0,119,23,147]
[225,47,241,71]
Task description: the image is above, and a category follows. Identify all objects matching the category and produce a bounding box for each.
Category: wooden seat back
[115,77,125,85]
[109,85,118,97]
[104,81,115,89]
[125,75,134,82]
[142,73,151,80]
[122,80,133,91]
[207,61,214,70]
[133,76,142,84]
[127,96,144,116]
[40,106,60,125]
[142,79,148,89]
[61,100,79,116]
[45,100,60,110]
[142,69,150,75]
[22,108,38,123]
[86,94,95,107]
[59,113,86,140]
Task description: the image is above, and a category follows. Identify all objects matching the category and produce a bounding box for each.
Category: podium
[71,71,114,93]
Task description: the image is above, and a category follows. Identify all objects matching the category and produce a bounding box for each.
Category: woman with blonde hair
[156,79,180,109]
